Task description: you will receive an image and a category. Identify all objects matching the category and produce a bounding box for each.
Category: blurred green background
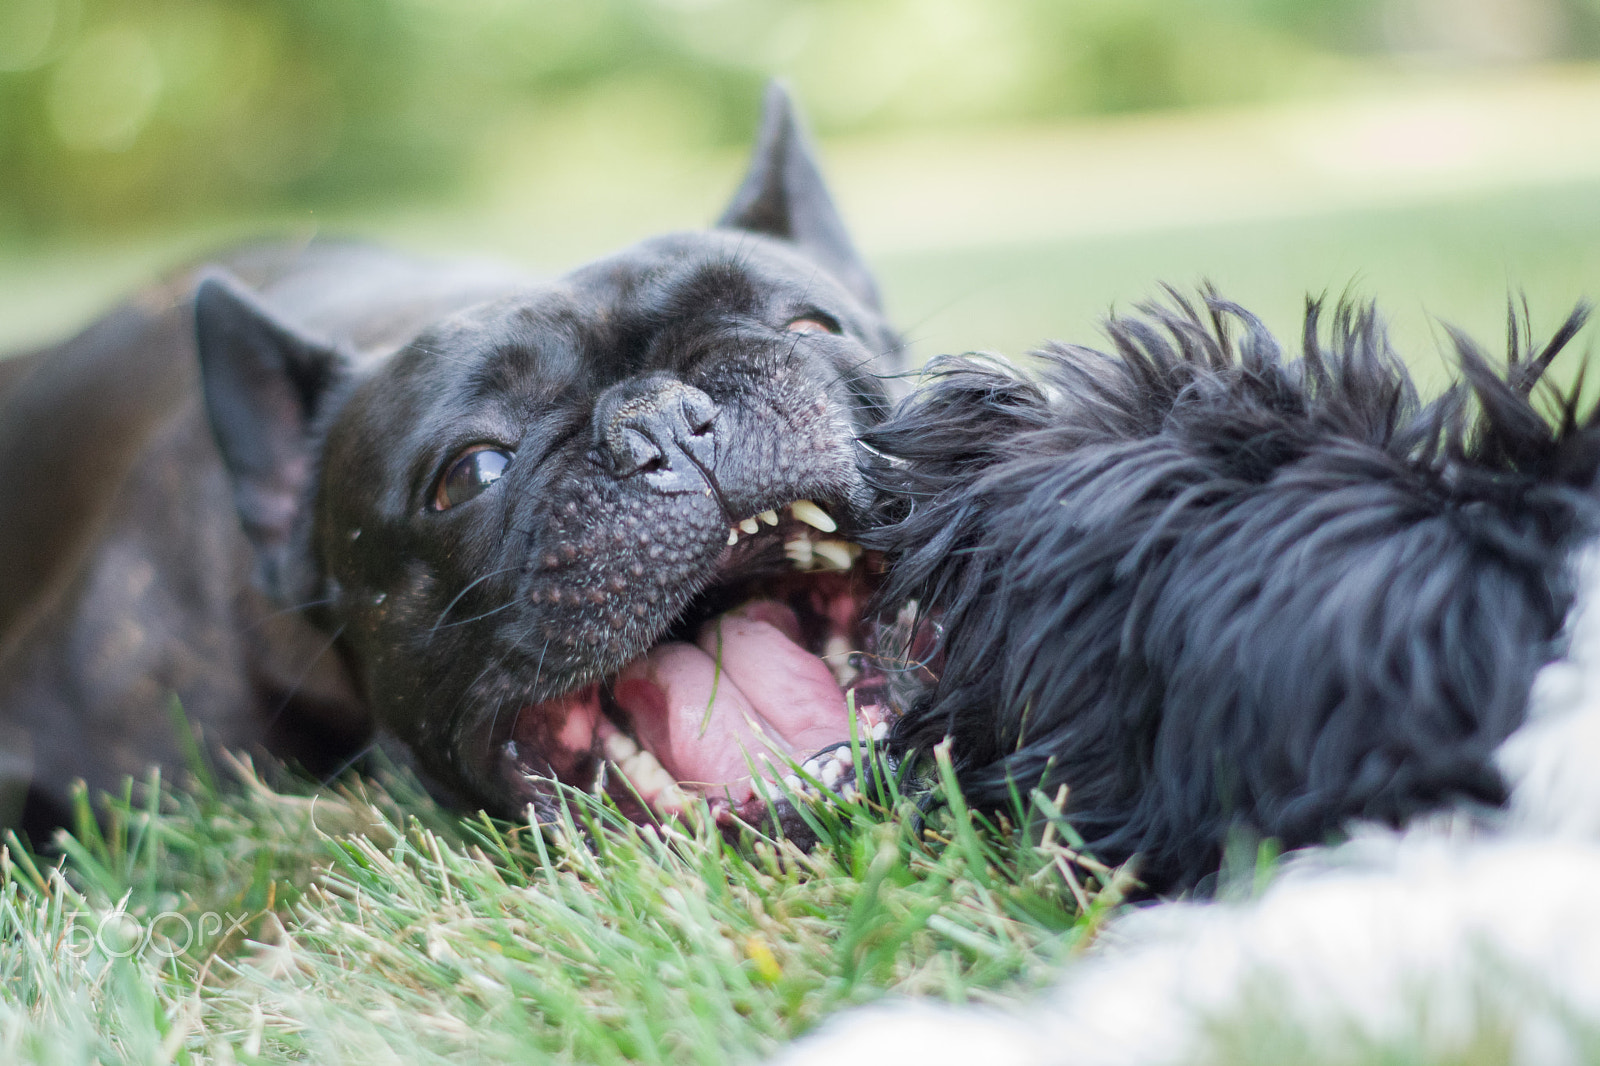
[7,0,1600,383]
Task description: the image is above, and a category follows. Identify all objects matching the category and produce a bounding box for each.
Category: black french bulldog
[0,85,902,836]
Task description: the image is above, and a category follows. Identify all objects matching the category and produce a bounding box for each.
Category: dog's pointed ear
[718,81,881,311]
[194,270,347,600]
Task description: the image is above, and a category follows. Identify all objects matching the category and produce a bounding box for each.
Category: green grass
[0,747,1115,1065]
[7,744,1595,1066]
[3,750,1574,1066]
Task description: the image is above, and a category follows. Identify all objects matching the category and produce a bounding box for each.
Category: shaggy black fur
[865,291,1600,893]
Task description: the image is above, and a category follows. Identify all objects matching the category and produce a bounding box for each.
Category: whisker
[319,737,381,785]
[430,565,525,633]
[263,623,348,730]
[245,597,338,631]
[433,597,521,631]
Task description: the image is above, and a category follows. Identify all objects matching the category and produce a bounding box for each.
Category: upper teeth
[726,499,838,545]
[724,500,860,571]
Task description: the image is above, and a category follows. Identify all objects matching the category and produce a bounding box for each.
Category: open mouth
[502,498,902,826]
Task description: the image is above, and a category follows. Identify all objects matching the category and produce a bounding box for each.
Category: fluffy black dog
[865,292,1600,892]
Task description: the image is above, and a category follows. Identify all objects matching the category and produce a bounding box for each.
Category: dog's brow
[465,336,582,405]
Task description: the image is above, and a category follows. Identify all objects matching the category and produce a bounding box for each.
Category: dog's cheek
[329,561,456,731]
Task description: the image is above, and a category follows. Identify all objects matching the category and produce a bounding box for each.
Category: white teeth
[871,720,889,742]
[615,744,680,803]
[824,634,857,687]
[619,746,663,783]
[727,528,740,546]
[768,732,896,807]
[739,517,759,535]
[811,539,858,572]
[784,539,814,568]
[789,499,837,533]
[784,535,861,573]
[604,733,639,761]
[758,510,779,526]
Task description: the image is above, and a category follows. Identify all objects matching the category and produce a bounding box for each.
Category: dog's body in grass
[777,297,1600,1063]
[0,85,902,838]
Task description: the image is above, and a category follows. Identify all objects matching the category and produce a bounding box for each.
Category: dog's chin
[497,498,897,828]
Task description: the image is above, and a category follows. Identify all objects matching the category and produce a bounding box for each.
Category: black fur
[866,291,1600,892]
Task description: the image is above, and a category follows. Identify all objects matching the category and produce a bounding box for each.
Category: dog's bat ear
[193,269,347,601]
[718,81,881,311]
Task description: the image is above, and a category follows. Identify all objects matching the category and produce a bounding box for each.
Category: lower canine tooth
[790,499,837,533]
[740,517,759,535]
[758,510,779,526]
[812,540,858,571]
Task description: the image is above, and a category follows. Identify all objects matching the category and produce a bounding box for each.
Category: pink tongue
[695,607,850,754]
[611,600,852,797]
[614,643,775,788]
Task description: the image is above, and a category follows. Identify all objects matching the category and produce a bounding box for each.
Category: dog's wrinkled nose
[591,376,719,493]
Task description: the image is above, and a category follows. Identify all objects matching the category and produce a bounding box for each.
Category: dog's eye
[433,446,512,511]
[784,313,841,335]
